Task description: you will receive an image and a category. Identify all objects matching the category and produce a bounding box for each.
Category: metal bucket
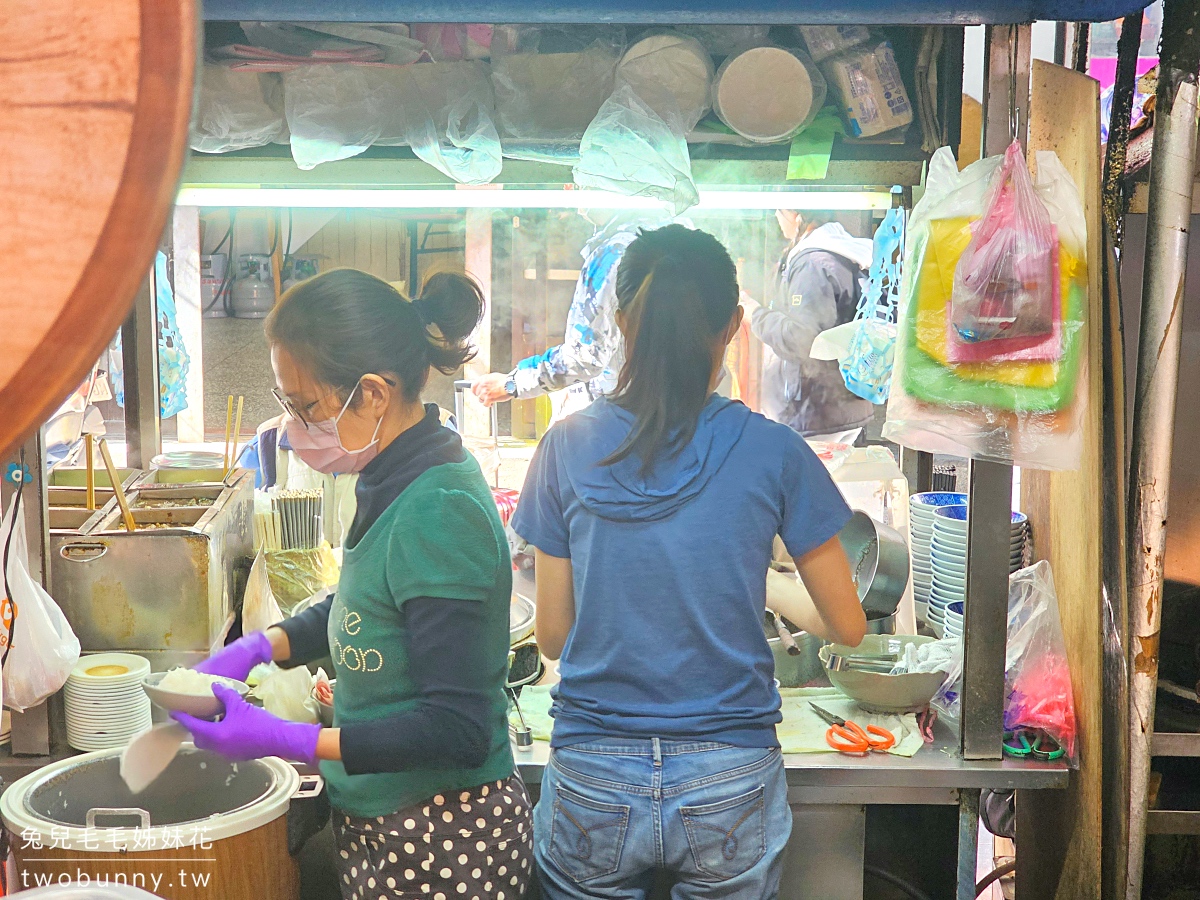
[838,511,910,619]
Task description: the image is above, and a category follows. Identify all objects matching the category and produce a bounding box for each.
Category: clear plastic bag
[951,141,1056,344]
[382,61,502,185]
[0,489,80,711]
[882,146,1088,470]
[1003,561,1077,764]
[491,29,623,143]
[242,549,285,635]
[933,561,1078,766]
[265,542,339,614]
[190,65,286,153]
[573,83,698,214]
[615,31,714,133]
[283,65,388,169]
[673,25,770,56]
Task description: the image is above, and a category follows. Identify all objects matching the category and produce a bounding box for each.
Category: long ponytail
[601,225,739,472]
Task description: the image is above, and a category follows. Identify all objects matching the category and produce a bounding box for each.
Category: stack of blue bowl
[928,505,1030,638]
[908,492,968,624]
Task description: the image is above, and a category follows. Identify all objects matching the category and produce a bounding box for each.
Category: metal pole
[1126,0,1200,895]
[959,24,1028,761]
[121,272,161,469]
[957,789,982,900]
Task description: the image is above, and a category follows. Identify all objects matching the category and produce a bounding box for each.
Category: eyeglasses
[272,388,327,428]
[272,376,397,428]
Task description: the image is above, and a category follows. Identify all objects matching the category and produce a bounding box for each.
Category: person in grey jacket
[742,210,874,442]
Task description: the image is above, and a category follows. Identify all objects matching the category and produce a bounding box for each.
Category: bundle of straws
[254,488,324,552]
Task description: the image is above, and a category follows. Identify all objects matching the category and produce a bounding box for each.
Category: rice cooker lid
[1,746,298,850]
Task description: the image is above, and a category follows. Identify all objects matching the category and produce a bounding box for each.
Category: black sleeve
[338,596,499,775]
[276,594,334,666]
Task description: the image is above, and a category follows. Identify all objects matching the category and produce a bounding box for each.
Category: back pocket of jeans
[547,784,630,884]
[680,785,767,881]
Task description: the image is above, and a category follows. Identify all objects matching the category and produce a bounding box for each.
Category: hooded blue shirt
[512,395,852,748]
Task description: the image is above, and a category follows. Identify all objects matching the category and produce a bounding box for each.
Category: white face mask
[284,381,383,474]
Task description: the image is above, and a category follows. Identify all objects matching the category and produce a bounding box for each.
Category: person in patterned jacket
[473,211,664,423]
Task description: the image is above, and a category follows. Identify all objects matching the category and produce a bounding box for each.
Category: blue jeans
[534,739,791,900]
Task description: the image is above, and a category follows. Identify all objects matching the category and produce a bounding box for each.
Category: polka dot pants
[334,775,534,900]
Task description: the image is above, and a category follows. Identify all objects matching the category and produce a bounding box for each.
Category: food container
[47,467,140,510]
[712,46,826,143]
[2,747,305,900]
[51,473,254,671]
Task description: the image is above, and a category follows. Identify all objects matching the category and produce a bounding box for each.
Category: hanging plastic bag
[951,141,1056,344]
[882,145,1088,470]
[242,549,285,635]
[932,561,1078,766]
[1,487,80,712]
[573,83,698,214]
[378,62,502,185]
[283,65,388,169]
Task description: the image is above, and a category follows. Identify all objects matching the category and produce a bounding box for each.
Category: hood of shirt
[786,222,874,272]
[556,396,752,523]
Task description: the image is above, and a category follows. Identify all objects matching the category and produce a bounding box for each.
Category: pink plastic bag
[946,228,1063,364]
[951,140,1056,344]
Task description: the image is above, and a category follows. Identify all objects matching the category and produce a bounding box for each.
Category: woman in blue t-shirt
[512,225,867,900]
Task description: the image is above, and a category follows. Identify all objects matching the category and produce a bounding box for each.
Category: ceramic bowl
[142,672,250,719]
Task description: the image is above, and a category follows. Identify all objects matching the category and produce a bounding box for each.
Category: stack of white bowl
[908,492,968,624]
[944,601,965,639]
[928,505,1030,638]
[64,653,152,751]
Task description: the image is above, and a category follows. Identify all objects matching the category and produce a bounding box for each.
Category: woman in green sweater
[176,268,531,900]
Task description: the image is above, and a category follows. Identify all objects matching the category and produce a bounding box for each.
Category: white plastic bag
[242,549,284,635]
[190,65,286,154]
[256,664,321,723]
[1,490,80,711]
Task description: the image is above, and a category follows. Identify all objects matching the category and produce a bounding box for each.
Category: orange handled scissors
[809,703,896,754]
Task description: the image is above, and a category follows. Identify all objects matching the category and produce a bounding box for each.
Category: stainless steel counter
[509,720,1067,900]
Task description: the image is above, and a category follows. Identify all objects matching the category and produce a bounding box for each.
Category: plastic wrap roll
[712,46,826,144]
[616,32,714,130]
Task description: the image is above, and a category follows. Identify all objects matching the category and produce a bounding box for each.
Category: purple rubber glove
[194,631,273,681]
[173,684,320,764]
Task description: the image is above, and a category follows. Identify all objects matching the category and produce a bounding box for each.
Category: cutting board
[0,1,196,455]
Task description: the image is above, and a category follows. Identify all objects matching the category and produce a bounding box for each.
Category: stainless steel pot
[838,510,911,619]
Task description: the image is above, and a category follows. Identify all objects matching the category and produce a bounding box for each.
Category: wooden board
[1017,59,1107,900]
[0,0,196,457]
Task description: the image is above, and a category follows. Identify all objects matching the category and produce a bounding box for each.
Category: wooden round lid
[0,1,196,456]
[714,47,816,143]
